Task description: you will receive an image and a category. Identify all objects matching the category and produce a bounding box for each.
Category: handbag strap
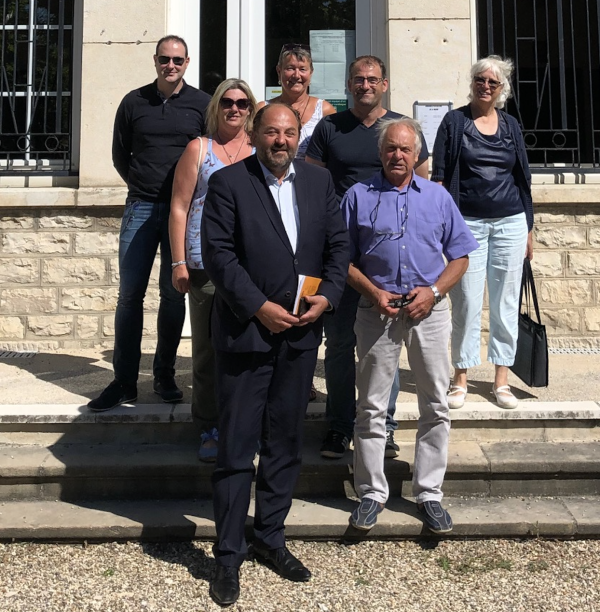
[520,258,542,323]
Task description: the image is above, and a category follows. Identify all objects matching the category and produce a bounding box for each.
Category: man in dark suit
[201,103,349,606]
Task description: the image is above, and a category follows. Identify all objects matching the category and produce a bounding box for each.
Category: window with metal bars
[477,0,600,170]
[0,0,74,174]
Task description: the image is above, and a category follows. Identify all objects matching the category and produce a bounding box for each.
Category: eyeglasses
[157,55,186,66]
[280,43,311,55]
[369,190,409,241]
[219,97,251,111]
[352,76,385,87]
[473,75,502,91]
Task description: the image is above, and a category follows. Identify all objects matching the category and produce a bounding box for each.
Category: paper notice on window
[310,30,355,99]
[309,63,347,97]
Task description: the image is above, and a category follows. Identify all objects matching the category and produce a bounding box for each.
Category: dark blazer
[201,154,350,353]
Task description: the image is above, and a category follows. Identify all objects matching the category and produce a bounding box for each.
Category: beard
[257,145,296,174]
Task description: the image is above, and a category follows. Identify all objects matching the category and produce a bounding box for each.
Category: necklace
[296,95,311,125]
[218,131,247,165]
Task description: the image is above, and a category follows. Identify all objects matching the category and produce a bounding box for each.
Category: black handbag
[510,258,549,387]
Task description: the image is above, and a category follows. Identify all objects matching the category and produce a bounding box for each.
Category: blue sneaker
[417,500,453,534]
[350,498,385,530]
[199,428,218,463]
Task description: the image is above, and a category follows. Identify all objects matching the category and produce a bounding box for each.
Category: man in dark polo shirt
[88,35,211,412]
[305,55,429,459]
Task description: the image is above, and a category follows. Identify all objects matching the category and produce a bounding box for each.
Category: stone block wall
[528,205,600,348]
[1,204,600,349]
[0,208,160,350]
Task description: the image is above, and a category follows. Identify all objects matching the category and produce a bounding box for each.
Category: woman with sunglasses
[169,79,257,461]
[432,55,534,410]
[258,43,336,160]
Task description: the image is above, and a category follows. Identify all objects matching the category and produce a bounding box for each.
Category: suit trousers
[354,298,451,505]
[212,341,317,568]
[188,269,218,433]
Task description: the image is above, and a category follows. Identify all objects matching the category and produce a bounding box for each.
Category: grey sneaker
[385,430,399,458]
[417,500,453,534]
[349,498,385,530]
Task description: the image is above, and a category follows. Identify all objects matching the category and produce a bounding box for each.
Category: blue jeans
[113,200,185,386]
[450,213,528,368]
[323,284,399,438]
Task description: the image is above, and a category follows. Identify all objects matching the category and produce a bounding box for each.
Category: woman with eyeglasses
[258,43,336,160]
[432,55,534,410]
[169,79,257,461]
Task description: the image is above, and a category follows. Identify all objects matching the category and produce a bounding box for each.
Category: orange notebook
[293,275,322,315]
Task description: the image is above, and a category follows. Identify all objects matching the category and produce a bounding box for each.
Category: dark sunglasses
[219,97,251,111]
[157,55,186,66]
[473,75,502,91]
[280,42,311,55]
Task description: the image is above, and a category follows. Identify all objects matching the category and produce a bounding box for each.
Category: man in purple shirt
[342,117,478,534]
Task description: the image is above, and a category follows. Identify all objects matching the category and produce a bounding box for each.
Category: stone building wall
[1,202,600,350]
[0,208,160,351]
[530,204,600,349]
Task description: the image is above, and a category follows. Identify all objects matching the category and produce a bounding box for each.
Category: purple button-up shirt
[342,171,479,293]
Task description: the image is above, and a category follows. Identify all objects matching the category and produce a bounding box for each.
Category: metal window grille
[0,0,74,174]
[477,0,600,170]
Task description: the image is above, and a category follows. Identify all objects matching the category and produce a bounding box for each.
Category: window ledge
[532,184,600,205]
[2,184,599,208]
[0,187,127,208]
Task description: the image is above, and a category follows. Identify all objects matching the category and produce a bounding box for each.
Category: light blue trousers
[450,213,528,369]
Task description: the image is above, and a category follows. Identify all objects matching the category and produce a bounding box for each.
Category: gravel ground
[1,539,599,611]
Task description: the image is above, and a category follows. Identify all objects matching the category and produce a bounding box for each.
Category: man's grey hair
[468,55,514,109]
[377,117,422,156]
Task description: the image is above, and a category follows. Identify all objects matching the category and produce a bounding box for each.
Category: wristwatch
[430,284,443,304]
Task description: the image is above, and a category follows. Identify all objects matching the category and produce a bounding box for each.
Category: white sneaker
[447,385,467,409]
[493,385,518,409]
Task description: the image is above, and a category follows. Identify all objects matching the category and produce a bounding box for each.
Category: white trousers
[354,298,451,504]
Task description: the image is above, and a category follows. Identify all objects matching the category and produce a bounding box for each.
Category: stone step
[0,495,597,541]
[1,440,600,501]
[2,401,600,445]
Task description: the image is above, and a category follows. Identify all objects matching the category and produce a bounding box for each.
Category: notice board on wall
[413,101,453,153]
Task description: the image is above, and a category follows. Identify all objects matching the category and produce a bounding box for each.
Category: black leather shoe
[252,544,311,582]
[88,380,137,412]
[209,565,240,607]
[153,378,183,403]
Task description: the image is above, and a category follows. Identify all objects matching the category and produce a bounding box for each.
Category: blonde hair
[205,79,257,136]
[468,55,514,109]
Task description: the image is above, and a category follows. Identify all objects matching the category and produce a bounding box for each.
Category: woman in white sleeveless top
[169,79,257,461]
[258,43,336,160]
[258,44,336,401]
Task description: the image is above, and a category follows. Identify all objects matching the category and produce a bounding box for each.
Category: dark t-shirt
[458,113,523,219]
[305,109,429,202]
[112,81,211,203]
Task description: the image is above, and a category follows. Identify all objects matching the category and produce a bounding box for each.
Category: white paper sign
[413,101,453,153]
[265,86,282,100]
[309,29,355,98]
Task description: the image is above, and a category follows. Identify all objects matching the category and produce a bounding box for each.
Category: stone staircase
[1,401,600,540]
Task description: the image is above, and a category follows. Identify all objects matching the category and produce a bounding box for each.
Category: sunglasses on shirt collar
[157,55,186,66]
